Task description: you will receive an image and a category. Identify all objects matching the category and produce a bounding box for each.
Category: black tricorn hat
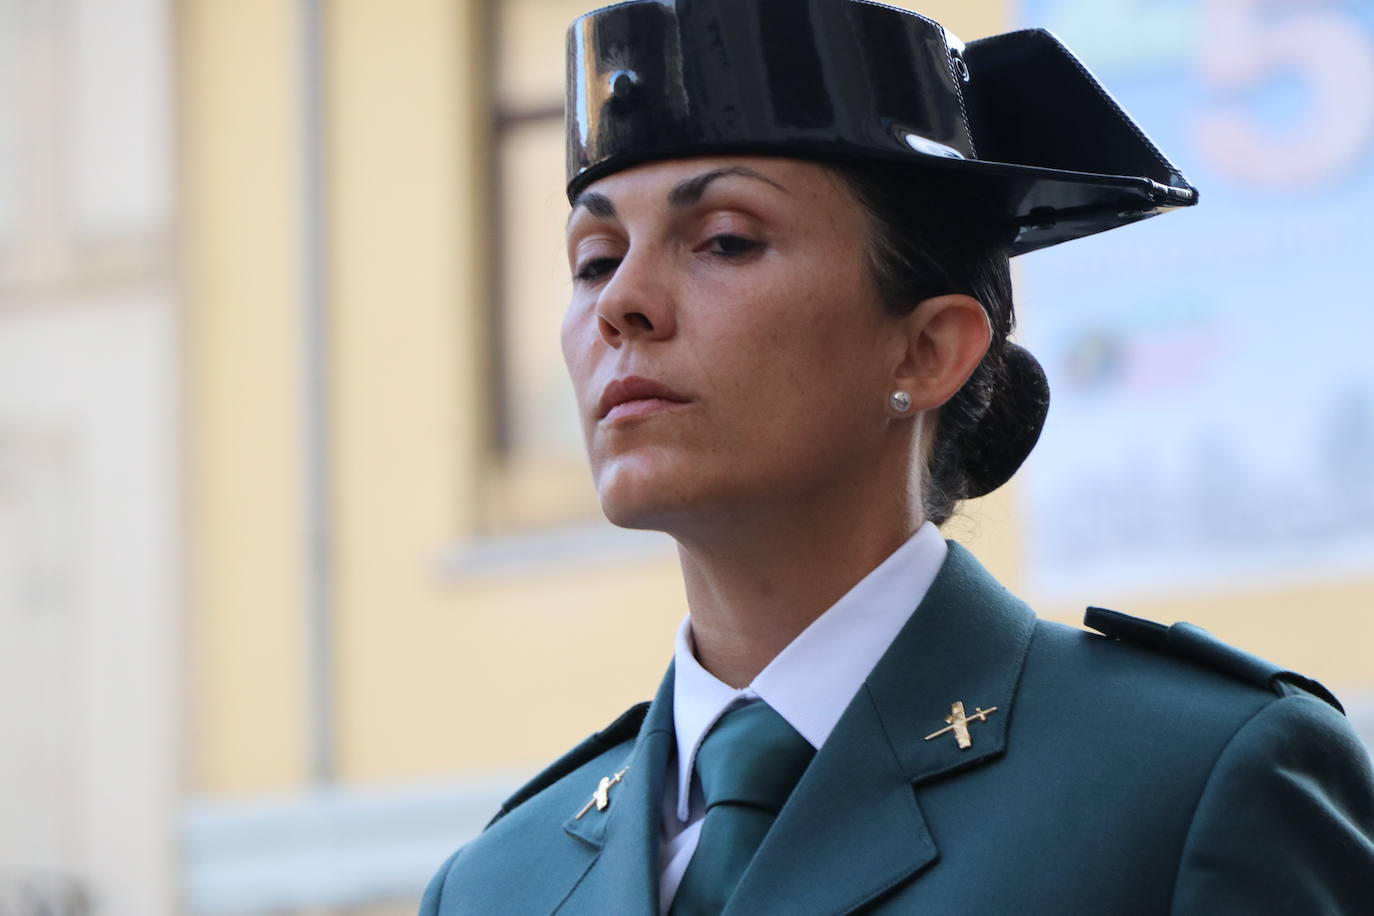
[566,0,1198,256]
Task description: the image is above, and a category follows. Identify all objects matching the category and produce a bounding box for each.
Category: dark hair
[833,162,1050,527]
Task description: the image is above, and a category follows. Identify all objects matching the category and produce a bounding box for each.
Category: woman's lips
[597,376,690,424]
[603,397,688,424]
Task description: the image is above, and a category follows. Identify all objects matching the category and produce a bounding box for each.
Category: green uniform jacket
[420,543,1374,914]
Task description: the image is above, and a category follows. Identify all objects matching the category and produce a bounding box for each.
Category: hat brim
[567,139,1191,257]
[565,2,1198,256]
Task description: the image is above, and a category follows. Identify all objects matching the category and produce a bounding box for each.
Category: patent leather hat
[566,0,1198,256]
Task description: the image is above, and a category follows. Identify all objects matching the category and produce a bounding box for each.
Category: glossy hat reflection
[566,0,1199,256]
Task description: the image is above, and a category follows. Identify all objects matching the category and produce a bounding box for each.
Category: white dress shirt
[658,522,948,912]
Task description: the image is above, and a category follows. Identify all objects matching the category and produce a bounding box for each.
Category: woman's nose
[595,251,676,347]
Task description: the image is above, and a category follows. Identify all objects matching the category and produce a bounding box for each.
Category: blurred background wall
[0,0,1368,913]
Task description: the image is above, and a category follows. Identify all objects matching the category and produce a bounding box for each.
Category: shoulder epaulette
[485,700,651,829]
[1084,606,1344,714]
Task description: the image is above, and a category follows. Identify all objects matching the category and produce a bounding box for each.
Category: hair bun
[962,343,1050,499]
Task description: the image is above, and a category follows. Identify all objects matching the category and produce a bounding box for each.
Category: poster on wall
[1015,0,1374,598]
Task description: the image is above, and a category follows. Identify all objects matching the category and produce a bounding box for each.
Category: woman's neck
[674,493,923,688]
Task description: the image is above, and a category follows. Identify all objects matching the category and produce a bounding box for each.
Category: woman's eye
[706,234,761,257]
[574,256,620,282]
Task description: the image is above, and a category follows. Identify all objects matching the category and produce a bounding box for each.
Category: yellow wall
[325,0,481,780]
[181,0,308,793]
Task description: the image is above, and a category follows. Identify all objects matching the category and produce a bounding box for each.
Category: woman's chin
[596,482,684,532]
[594,458,703,532]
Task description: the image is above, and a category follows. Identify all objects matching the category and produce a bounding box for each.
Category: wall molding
[182,774,521,914]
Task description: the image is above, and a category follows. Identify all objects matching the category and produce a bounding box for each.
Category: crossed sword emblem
[575,766,630,819]
[923,700,998,750]
[574,701,994,820]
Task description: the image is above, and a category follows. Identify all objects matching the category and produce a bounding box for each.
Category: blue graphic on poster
[1015,0,1374,597]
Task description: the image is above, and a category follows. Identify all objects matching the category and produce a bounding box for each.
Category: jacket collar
[724,541,1037,914]
[553,542,1037,915]
[557,663,676,915]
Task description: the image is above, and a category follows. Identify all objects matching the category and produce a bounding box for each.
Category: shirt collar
[669,521,948,823]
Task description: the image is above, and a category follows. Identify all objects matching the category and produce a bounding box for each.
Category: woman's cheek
[561,320,599,412]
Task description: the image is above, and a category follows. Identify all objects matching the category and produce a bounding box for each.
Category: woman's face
[562,155,907,532]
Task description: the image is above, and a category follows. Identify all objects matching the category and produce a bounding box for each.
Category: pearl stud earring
[889,391,912,413]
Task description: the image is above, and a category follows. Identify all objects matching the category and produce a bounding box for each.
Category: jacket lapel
[556,665,675,915]
[725,542,1037,914]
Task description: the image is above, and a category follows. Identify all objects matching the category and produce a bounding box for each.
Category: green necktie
[670,701,817,915]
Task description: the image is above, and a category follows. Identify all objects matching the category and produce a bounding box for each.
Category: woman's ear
[890,294,992,412]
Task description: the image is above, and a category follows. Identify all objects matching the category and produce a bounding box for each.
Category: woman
[423,1,1374,913]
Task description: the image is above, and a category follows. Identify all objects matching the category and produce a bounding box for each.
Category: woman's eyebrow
[667,166,789,209]
[569,191,617,223]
